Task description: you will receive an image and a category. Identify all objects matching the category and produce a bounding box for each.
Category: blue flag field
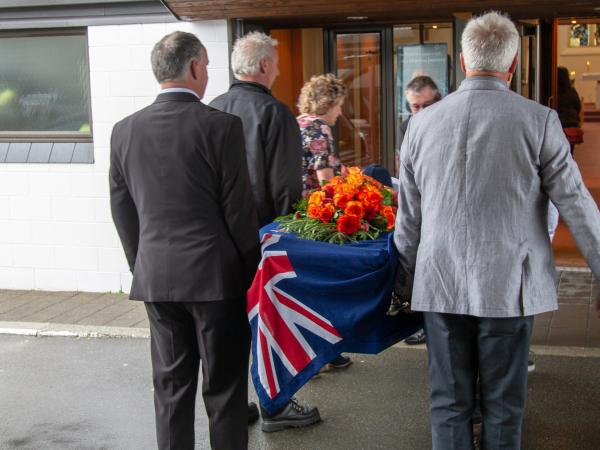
[247,223,423,414]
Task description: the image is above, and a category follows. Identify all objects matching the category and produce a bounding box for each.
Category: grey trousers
[423,312,534,450]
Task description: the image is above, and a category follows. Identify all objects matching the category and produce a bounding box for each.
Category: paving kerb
[0,321,150,338]
[0,265,598,354]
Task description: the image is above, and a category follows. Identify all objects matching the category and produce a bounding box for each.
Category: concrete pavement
[1,268,600,449]
[1,335,600,450]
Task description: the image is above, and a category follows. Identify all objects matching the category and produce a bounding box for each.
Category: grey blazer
[394,76,600,317]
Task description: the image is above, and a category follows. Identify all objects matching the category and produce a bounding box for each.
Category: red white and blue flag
[247,224,422,413]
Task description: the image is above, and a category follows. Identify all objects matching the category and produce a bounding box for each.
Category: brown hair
[297,74,347,115]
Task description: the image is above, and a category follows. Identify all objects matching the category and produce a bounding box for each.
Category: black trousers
[423,312,534,450]
[145,300,250,450]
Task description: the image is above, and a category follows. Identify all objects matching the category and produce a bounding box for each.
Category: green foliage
[277,211,389,244]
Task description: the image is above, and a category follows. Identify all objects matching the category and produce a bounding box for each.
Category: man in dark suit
[110,31,260,450]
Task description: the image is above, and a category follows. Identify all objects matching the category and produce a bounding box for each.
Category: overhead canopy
[161,0,600,25]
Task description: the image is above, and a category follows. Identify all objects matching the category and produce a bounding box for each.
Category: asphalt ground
[1,335,599,450]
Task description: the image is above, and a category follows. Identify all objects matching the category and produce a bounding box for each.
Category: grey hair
[151,31,206,83]
[231,31,278,78]
[406,75,440,96]
[461,11,519,73]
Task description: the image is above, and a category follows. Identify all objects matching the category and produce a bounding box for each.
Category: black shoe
[261,397,321,432]
[320,354,352,373]
[248,402,259,424]
[404,329,426,345]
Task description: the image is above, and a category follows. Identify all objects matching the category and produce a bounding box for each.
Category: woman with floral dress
[297,74,352,370]
[297,74,347,197]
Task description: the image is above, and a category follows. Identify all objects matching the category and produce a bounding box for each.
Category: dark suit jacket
[210,81,303,226]
[109,91,260,302]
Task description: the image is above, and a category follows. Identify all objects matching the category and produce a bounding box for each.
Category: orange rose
[382,207,395,230]
[319,204,335,223]
[323,184,336,198]
[333,192,353,209]
[346,168,364,186]
[334,183,358,196]
[364,205,378,221]
[327,176,343,186]
[336,214,361,235]
[309,191,326,206]
[307,203,321,219]
[362,175,384,190]
[382,206,394,216]
[344,201,365,219]
[364,191,383,210]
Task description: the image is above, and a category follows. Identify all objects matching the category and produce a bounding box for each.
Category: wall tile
[0,268,35,290]
[55,246,99,271]
[13,245,54,268]
[35,268,77,291]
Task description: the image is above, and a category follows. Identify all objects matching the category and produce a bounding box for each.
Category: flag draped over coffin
[247,224,423,414]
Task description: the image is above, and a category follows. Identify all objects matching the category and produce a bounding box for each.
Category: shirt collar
[457,76,510,92]
[159,87,201,100]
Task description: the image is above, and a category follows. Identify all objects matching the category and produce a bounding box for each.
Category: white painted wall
[0,20,230,293]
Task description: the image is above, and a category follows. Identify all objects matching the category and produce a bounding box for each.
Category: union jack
[247,233,343,399]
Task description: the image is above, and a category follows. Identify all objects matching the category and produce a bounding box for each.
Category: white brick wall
[0,19,230,293]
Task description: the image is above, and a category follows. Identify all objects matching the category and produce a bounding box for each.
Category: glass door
[326,29,393,169]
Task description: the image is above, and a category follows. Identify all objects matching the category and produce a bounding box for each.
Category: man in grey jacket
[394,11,600,449]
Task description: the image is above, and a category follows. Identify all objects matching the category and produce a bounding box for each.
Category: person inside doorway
[557,66,583,154]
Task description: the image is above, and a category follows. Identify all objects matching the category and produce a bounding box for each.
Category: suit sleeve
[539,110,600,283]
[393,121,422,297]
[220,117,261,287]
[264,104,303,216]
[109,126,140,273]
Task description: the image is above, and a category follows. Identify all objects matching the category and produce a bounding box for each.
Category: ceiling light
[347,16,368,21]
[432,25,438,29]
[571,20,577,24]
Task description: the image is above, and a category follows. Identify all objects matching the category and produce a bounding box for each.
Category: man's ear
[460,53,466,74]
[259,58,268,74]
[190,59,198,80]
[508,53,518,74]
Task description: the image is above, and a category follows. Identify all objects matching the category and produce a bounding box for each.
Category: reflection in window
[393,23,453,173]
[0,31,91,134]
[335,32,381,168]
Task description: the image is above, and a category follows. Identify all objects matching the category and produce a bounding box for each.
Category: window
[0,29,91,140]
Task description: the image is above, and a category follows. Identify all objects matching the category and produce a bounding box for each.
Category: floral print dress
[297,114,342,196]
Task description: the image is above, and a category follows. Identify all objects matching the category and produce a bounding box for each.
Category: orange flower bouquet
[277,167,397,243]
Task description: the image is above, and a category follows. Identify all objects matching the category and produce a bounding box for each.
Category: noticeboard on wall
[396,43,449,121]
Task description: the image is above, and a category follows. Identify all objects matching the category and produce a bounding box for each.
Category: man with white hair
[394,11,600,449]
[210,32,320,433]
[210,31,303,227]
